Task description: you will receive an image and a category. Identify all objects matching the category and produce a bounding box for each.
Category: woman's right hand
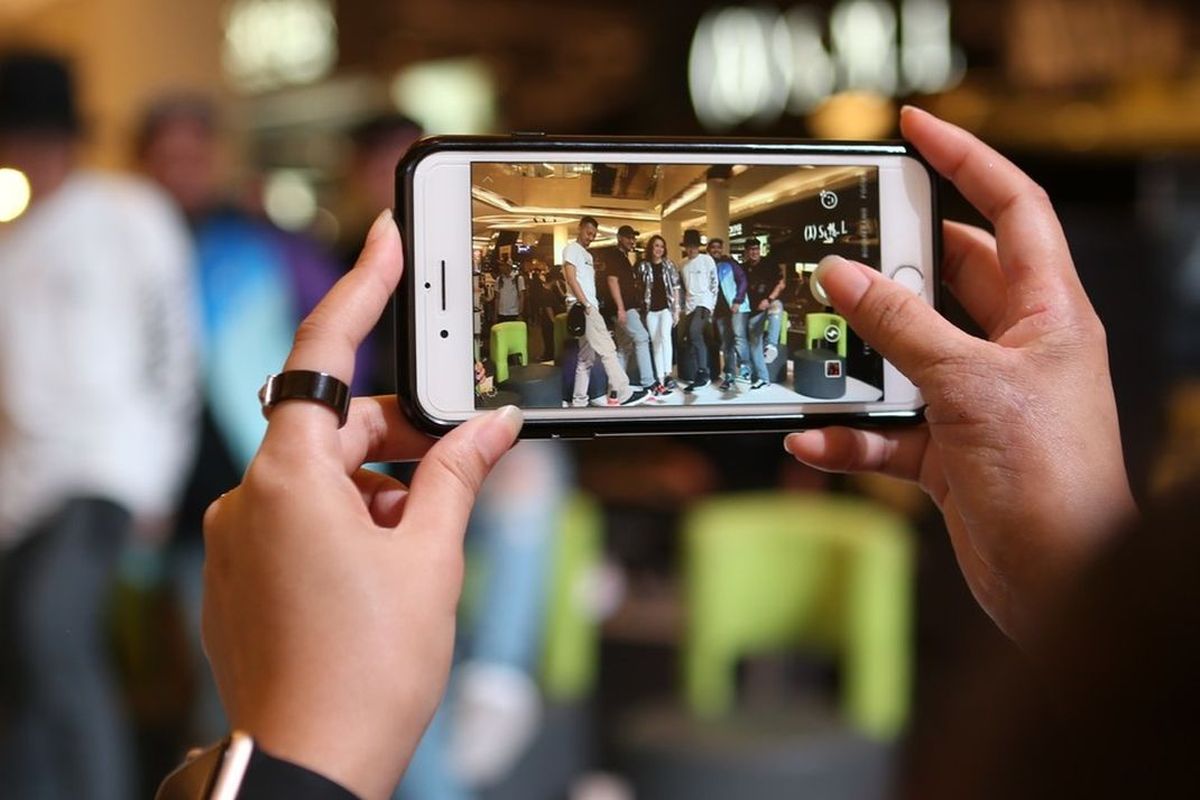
[785,107,1137,645]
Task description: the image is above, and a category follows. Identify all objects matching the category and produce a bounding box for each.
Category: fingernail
[476,405,524,462]
[365,209,393,245]
[814,255,871,307]
[496,404,524,434]
[782,431,811,455]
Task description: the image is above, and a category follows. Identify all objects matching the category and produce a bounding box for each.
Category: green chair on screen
[682,493,914,739]
[805,312,847,358]
[490,320,529,384]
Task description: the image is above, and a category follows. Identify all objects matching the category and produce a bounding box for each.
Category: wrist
[157,731,362,800]
[238,707,403,800]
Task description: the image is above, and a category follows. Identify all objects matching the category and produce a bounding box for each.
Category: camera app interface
[471,162,882,409]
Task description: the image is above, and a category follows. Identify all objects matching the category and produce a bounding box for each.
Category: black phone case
[394,134,942,439]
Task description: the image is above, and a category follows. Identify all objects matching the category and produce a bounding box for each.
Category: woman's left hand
[201,212,522,800]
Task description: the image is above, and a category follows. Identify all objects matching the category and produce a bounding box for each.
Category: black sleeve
[238,748,361,800]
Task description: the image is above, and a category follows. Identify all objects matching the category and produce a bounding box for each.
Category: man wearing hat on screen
[606,224,654,391]
[679,228,719,391]
[0,50,197,799]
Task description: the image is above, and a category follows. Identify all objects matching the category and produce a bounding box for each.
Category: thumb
[403,406,524,541]
[813,255,971,386]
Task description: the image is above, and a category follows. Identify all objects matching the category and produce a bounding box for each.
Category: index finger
[264,210,401,449]
[900,107,1084,308]
[339,396,434,472]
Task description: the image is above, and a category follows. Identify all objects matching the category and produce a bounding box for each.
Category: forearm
[607,277,626,314]
[565,271,589,308]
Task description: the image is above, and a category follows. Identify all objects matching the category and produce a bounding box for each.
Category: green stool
[683,493,914,739]
[540,493,604,702]
[806,312,847,358]
[490,321,529,384]
[457,490,603,703]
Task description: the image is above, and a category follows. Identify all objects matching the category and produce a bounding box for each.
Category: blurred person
[544,264,569,359]
[340,113,424,252]
[136,92,356,743]
[745,240,786,389]
[492,257,525,323]
[525,265,559,362]
[160,109,1196,800]
[636,234,682,394]
[708,237,750,391]
[606,224,654,390]
[340,113,424,395]
[136,92,362,469]
[563,216,648,407]
[397,441,569,800]
[0,51,198,800]
[679,228,718,392]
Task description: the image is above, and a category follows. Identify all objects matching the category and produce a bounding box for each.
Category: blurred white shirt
[681,252,718,313]
[0,171,199,544]
[562,241,598,307]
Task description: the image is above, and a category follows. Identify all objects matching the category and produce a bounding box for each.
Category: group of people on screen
[481,217,791,406]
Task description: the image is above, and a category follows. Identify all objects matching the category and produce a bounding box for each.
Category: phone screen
[470,161,883,410]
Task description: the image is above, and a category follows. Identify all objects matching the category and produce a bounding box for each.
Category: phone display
[397,137,938,437]
[472,161,883,411]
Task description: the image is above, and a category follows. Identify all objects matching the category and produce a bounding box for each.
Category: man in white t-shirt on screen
[679,228,719,391]
[562,217,648,407]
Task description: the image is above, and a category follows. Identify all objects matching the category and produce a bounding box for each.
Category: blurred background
[2,1,1199,798]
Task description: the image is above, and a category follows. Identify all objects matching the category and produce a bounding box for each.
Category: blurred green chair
[805,312,847,358]
[458,490,603,702]
[682,493,914,739]
[775,309,789,345]
[490,320,528,383]
[540,492,604,702]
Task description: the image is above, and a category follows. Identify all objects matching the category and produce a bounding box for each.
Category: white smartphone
[395,135,939,438]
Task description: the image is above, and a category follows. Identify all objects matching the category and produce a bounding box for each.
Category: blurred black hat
[616,224,639,238]
[681,229,703,247]
[350,111,423,149]
[0,51,82,134]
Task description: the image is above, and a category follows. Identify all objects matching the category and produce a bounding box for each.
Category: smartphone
[395,135,939,438]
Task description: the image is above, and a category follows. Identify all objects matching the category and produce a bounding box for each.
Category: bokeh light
[262,168,317,230]
[222,0,337,93]
[0,168,32,223]
[391,58,497,134]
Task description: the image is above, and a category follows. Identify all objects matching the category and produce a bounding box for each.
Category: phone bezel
[395,135,942,438]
